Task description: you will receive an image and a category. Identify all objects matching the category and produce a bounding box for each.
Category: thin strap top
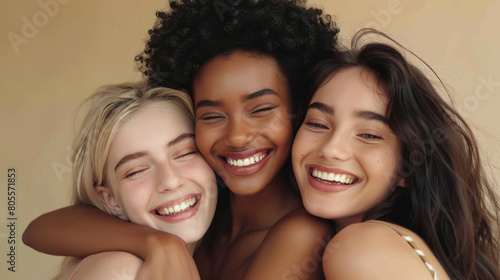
[367,220,438,280]
[68,256,90,280]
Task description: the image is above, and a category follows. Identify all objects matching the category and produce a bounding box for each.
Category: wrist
[141,231,187,260]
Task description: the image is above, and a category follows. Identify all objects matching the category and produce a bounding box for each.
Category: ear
[94,185,127,220]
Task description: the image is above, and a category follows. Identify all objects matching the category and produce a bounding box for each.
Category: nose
[156,162,183,192]
[318,129,351,161]
[223,118,256,148]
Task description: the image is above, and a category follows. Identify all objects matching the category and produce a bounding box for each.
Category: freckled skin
[292,67,402,229]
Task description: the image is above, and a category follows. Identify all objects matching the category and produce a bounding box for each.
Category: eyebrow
[241,89,278,102]
[195,99,222,110]
[355,111,389,124]
[114,133,195,171]
[114,151,147,171]
[308,102,388,124]
[195,89,278,110]
[308,102,334,115]
[167,133,195,147]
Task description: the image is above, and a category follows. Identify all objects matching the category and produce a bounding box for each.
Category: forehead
[192,51,288,101]
[113,103,193,144]
[312,67,387,109]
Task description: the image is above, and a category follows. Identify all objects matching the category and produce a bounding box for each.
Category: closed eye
[200,113,224,121]
[176,149,199,160]
[359,133,383,140]
[125,169,146,179]
[252,105,277,114]
[306,122,329,129]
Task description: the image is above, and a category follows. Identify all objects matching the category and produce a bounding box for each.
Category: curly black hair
[136,0,339,111]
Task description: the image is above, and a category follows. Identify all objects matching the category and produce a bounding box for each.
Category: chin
[301,197,329,219]
[178,231,206,244]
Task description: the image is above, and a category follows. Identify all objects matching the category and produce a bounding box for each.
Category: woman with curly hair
[24,1,340,279]
[293,29,500,280]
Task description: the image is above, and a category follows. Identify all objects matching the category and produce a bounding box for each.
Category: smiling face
[193,51,293,195]
[99,104,217,245]
[292,67,402,229]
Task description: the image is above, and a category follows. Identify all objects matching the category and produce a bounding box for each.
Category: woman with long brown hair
[293,29,500,280]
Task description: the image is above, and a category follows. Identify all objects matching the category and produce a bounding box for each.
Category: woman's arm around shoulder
[323,222,448,280]
[243,208,333,280]
[23,205,200,280]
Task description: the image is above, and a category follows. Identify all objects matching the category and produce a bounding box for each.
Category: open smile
[219,149,272,176]
[225,151,268,167]
[310,168,358,185]
[151,194,202,224]
[154,196,198,216]
[305,165,360,193]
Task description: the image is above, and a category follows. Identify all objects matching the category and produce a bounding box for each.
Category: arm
[23,205,200,280]
[243,208,333,280]
[23,204,175,258]
[323,222,445,280]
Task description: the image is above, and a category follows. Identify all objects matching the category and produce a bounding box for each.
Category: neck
[228,170,302,240]
[187,239,202,255]
[333,214,364,232]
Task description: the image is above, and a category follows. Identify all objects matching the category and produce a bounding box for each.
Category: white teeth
[156,197,197,216]
[340,174,347,184]
[311,169,355,185]
[334,174,341,182]
[226,153,268,167]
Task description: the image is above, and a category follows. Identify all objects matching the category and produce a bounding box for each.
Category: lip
[305,164,360,193]
[150,193,201,224]
[218,148,272,176]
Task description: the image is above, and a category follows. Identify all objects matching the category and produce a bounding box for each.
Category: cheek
[258,105,292,133]
[267,114,293,149]
[364,149,400,183]
[292,130,313,159]
[119,184,151,214]
[183,159,216,189]
[195,127,213,158]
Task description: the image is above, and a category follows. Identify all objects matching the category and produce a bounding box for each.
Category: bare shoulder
[243,208,333,280]
[266,207,333,246]
[323,222,447,280]
[71,251,143,280]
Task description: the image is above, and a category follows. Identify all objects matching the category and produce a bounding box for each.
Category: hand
[136,232,200,280]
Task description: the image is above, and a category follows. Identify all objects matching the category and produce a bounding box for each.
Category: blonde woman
[48,83,218,279]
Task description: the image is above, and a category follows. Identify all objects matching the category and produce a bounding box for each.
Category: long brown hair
[303,29,500,280]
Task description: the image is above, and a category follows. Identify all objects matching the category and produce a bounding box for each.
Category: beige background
[1,0,499,279]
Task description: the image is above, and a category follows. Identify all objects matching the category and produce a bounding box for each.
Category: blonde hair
[54,82,193,279]
[72,82,193,210]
